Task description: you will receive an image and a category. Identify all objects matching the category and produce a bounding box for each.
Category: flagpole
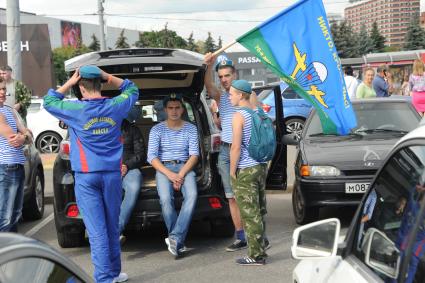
[212,40,237,56]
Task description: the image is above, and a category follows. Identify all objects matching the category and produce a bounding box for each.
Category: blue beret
[231,80,252,94]
[163,93,183,107]
[215,59,234,72]
[79,65,102,79]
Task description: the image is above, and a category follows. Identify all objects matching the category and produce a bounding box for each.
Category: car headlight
[300,165,341,177]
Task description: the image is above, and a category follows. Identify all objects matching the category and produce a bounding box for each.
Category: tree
[115,29,130,49]
[404,15,425,50]
[370,22,386,52]
[217,36,223,49]
[187,32,196,51]
[333,21,358,58]
[204,32,216,53]
[88,34,100,51]
[52,45,91,85]
[135,24,187,49]
[356,24,374,55]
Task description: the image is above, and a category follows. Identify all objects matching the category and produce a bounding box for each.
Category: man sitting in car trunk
[147,93,199,258]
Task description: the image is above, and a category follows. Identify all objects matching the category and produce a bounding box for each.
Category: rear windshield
[305,102,420,136]
[134,100,196,124]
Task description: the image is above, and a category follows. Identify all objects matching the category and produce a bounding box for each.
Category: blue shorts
[217,144,234,199]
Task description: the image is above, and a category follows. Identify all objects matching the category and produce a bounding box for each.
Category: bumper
[298,177,373,207]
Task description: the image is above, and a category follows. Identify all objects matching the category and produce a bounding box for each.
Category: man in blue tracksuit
[44,65,139,283]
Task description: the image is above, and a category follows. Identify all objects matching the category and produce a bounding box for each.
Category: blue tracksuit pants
[75,171,122,283]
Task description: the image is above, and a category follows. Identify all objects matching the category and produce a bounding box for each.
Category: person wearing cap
[118,106,146,244]
[229,79,268,266]
[372,64,393,97]
[0,65,32,121]
[204,52,261,252]
[147,93,199,258]
[43,65,139,283]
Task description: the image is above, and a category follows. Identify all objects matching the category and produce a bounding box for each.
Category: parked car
[14,110,45,221]
[27,99,67,154]
[291,124,425,283]
[52,48,287,248]
[292,98,420,224]
[0,232,93,283]
[253,82,312,140]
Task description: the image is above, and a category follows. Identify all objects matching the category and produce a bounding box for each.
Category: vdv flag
[236,0,357,135]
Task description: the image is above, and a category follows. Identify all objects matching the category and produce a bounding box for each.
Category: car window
[305,102,420,136]
[0,257,84,283]
[28,103,41,112]
[140,100,195,123]
[282,89,299,99]
[354,145,425,282]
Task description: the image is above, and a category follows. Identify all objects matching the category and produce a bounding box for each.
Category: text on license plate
[345,183,370,193]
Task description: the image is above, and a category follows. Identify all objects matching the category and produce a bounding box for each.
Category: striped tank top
[0,106,25,164]
[219,92,235,143]
[237,108,260,169]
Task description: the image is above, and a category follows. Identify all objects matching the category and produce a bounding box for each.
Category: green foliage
[217,36,223,49]
[115,29,130,49]
[404,15,425,50]
[52,44,91,85]
[356,24,374,55]
[331,21,358,58]
[135,23,187,49]
[187,32,196,51]
[370,22,386,52]
[204,32,216,53]
[88,34,100,51]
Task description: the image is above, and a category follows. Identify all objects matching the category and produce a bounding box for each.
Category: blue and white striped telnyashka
[0,106,25,165]
[236,108,260,169]
[218,92,235,144]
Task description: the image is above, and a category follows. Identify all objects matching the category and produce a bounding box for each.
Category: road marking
[25,213,54,237]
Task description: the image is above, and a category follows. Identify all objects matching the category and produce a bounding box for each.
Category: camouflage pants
[231,163,267,260]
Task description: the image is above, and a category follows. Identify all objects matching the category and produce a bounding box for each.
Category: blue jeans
[0,164,25,232]
[119,168,143,233]
[217,144,234,198]
[156,163,197,248]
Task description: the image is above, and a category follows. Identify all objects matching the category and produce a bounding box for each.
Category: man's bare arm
[204,52,222,103]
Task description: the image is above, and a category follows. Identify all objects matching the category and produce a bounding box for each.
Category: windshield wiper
[355,128,409,134]
[308,133,339,137]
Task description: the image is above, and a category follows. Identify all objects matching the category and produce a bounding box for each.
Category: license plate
[345,183,370,193]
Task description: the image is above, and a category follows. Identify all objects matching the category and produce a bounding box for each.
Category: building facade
[344,0,420,47]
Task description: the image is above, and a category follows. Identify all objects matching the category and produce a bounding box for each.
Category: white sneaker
[112,272,128,283]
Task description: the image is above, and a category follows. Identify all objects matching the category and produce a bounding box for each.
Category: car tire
[292,186,319,225]
[22,170,44,221]
[36,131,62,154]
[286,118,305,141]
[210,217,235,237]
[55,216,86,248]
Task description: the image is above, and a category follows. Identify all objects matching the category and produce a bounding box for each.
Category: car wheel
[210,217,235,237]
[22,170,44,221]
[292,186,319,225]
[36,132,62,154]
[286,118,305,141]
[55,215,86,248]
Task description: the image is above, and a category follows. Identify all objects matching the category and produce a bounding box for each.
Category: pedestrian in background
[0,77,32,232]
[0,66,32,121]
[372,64,392,97]
[409,59,425,116]
[44,65,139,283]
[401,74,411,96]
[229,80,268,266]
[344,66,360,100]
[356,68,377,99]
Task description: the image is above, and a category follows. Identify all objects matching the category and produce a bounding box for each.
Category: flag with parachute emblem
[236,0,357,135]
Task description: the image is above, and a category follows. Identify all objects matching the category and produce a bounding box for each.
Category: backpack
[241,107,277,162]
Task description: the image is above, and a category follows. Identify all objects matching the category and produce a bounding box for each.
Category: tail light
[210,134,221,153]
[300,165,310,176]
[209,197,222,209]
[66,204,79,218]
[262,103,271,113]
[59,140,70,160]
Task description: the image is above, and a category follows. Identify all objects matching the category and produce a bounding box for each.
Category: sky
[0,0,424,51]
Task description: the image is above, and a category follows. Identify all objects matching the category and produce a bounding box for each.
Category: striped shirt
[219,92,235,143]
[0,106,25,165]
[147,121,199,164]
[237,108,260,169]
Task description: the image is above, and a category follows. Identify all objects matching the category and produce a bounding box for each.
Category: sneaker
[112,272,128,283]
[264,238,271,251]
[119,235,126,246]
[226,239,247,252]
[236,256,266,266]
[165,237,179,258]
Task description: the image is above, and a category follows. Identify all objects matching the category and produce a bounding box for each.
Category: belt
[221,141,232,147]
[163,160,185,165]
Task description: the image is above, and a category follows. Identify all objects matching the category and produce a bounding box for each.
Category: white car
[292,125,425,283]
[27,99,67,153]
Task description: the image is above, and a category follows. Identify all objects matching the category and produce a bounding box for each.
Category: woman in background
[356,67,377,99]
[409,59,425,116]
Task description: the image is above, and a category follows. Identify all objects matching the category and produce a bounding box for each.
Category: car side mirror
[363,228,400,279]
[291,218,340,259]
[283,133,299,145]
[58,120,68,129]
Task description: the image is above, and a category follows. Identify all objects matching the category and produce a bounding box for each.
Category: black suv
[52,48,287,248]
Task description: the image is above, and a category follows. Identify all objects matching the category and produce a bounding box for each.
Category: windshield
[305,102,420,137]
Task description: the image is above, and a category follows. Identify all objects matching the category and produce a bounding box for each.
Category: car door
[263,85,287,190]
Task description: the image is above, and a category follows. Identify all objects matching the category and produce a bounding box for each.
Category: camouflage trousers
[231,163,268,260]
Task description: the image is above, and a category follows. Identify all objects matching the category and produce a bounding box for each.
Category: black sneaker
[119,235,126,246]
[236,256,266,266]
[226,239,247,252]
[264,238,271,251]
[165,237,179,258]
